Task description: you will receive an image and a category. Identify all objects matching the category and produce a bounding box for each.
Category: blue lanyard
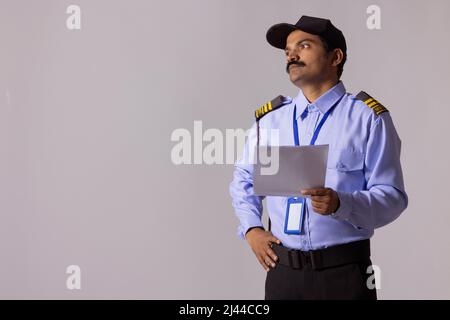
[292,97,343,146]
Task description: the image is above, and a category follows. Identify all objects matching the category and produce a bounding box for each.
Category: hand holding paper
[300,188,340,215]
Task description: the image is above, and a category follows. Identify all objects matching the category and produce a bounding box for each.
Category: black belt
[272,239,371,270]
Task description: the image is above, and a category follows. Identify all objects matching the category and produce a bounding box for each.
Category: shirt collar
[294,81,346,119]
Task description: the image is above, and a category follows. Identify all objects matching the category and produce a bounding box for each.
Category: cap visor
[266,23,299,49]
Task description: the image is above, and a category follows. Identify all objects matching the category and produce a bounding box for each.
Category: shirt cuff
[236,216,264,240]
[331,191,353,221]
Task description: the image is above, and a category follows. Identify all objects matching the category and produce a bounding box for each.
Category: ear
[331,48,344,67]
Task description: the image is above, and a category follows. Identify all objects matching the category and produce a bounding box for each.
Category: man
[229,15,408,300]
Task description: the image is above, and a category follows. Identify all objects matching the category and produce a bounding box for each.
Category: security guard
[229,15,408,300]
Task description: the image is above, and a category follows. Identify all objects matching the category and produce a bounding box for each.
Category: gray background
[0,0,448,299]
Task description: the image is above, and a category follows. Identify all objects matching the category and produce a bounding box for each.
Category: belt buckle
[287,249,302,269]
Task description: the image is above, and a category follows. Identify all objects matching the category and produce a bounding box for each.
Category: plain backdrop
[1,0,449,299]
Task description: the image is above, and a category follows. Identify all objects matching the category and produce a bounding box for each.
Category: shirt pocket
[327,148,365,172]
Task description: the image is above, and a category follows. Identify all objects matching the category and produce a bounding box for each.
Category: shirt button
[302,240,307,245]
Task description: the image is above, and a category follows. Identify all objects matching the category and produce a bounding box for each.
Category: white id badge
[284,197,306,235]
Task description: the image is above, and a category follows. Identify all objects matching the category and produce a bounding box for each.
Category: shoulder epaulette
[355,91,389,116]
[254,95,291,120]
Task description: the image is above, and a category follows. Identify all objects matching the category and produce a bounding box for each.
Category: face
[285,30,337,86]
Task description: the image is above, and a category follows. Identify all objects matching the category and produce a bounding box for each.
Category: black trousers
[265,258,377,300]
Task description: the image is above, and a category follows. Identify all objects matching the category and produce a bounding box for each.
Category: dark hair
[318,36,346,79]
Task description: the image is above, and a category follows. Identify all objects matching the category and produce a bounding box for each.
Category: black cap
[266,15,346,56]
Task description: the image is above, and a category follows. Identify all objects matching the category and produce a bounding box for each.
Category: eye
[300,43,310,49]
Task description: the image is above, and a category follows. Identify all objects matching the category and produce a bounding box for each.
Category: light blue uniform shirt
[229,81,408,250]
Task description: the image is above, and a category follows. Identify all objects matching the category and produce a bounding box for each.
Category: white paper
[253,145,329,197]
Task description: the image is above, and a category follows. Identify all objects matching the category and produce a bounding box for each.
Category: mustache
[286,61,306,73]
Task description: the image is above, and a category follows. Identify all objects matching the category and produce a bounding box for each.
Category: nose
[287,49,300,63]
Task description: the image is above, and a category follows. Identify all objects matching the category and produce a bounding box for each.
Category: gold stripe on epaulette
[364,98,374,105]
[364,97,387,115]
[371,104,388,115]
[254,95,291,120]
[356,91,389,116]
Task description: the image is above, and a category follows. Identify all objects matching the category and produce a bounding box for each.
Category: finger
[256,254,270,272]
[313,205,329,215]
[312,200,326,210]
[313,208,326,214]
[312,202,326,214]
[311,195,330,203]
[266,247,278,262]
[301,188,328,196]
[269,236,281,245]
[263,254,276,268]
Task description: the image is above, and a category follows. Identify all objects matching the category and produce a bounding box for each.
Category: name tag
[284,197,306,235]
